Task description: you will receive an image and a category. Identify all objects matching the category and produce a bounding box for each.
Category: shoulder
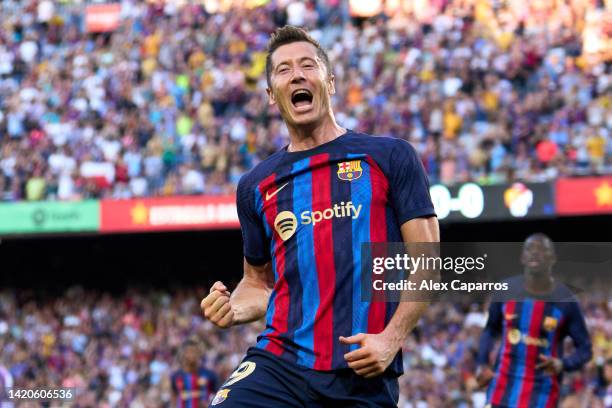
[340,132,420,176]
[237,149,285,195]
[341,131,416,154]
[553,282,582,304]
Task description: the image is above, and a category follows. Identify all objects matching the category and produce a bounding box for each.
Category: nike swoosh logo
[266,183,289,201]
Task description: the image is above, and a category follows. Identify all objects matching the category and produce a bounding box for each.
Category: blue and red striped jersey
[477,278,592,408]
[171,367,218,408]
[236,130,435,373]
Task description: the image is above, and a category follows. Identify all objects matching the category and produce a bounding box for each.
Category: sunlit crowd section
[0,0,610,201]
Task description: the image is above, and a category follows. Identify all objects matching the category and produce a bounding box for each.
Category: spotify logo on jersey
[274,211,298,241]
[273,202,363,241]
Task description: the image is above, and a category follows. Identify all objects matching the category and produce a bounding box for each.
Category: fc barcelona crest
[543,316,558,331]
[337,160,363,181]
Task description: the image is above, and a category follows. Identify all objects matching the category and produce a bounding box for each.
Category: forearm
[384,217,439,346]
[230,276,271,325]
[562,344,593,371]
[383,301,428,348]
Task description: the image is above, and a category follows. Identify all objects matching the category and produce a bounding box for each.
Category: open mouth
[291,89,313,109]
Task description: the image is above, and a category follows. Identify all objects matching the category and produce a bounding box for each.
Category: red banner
[556,176,612,215]
[85,3,121,33]
[100,196,239,233]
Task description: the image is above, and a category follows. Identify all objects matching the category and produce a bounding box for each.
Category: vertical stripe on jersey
[349,153,371,351]
[176,376,185,408]
[529,304,560,408]
[183,373,191,408]
[541,309,564,408]
[253,184,275,350]
[489,300,516,404]
[311,153,336,370]
[292,158,318,367]
[503,300,531,407]
[278,175,302,362]
[517,300,546,406]
[206,370,213,402]
[258,174,287,355]
[331,157,355,368]
[366,157,388,334]
[190,373,198,408]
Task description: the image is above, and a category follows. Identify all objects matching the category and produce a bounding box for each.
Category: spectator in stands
[0,0,610,202]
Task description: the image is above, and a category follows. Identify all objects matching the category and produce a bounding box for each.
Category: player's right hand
[201,281,234,329]
[475,365,495,388]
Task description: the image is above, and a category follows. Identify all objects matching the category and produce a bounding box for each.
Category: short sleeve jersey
[236,130,436,374]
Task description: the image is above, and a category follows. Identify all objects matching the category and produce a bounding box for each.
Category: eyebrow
[275,56,317,70]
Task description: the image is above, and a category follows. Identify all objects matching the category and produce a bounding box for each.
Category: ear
[328,74,336,95]
[266,87,276,106]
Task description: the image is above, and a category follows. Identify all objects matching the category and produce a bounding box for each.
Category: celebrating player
[201,25,439,407]
[476,233,593,408]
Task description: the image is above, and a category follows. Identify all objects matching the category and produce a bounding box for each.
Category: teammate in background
[476,233,593,408]
[201,25,439,406]
[171,340,219,408]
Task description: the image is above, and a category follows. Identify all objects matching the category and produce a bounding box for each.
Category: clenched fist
[201,281,234,328]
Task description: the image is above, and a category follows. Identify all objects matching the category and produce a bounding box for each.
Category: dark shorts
[209,347,399,407]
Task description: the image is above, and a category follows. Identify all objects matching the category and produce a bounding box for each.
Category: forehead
[524,238,552,251]
[271,41,319,67]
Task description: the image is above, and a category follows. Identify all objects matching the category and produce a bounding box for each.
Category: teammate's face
[267,42,335,128]
[183,345,200,367]
[521,237,555,275]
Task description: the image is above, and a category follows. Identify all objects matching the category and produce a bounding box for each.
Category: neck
[184,363,197,373]
[524,271,555,294]
[286,114,346,152]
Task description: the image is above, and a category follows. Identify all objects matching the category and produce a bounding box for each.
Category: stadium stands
[0,288,609,406]
[0,0,610,201]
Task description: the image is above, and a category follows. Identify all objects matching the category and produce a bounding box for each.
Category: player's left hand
[339,332,400,378]
[536,354,563,375]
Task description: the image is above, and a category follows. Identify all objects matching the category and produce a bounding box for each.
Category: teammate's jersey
[237,130,435,373]
[477,278,592,408]
[171,367,218,408]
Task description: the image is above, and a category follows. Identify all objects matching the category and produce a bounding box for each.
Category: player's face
[183,345,200,366]
[521,238,555,275]
[267,42,335,128]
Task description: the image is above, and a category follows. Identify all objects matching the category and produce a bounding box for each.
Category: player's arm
[538,301,593,374]
[475,301,503,387]
[561,302,593,370]
[201,175,273,328]
[341,216,439,378]
[381,217,439,346]
[382,139,440,347]
[201,259,273,328]
[230,259,273,325]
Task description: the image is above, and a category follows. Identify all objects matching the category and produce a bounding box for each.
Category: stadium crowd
[0,287,609,407]
[0,0,610,201]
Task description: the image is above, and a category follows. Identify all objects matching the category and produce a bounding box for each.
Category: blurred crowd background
[0,287,609,407]
[0,0,610,201]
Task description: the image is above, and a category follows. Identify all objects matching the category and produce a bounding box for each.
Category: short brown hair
[265,25,332,87]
